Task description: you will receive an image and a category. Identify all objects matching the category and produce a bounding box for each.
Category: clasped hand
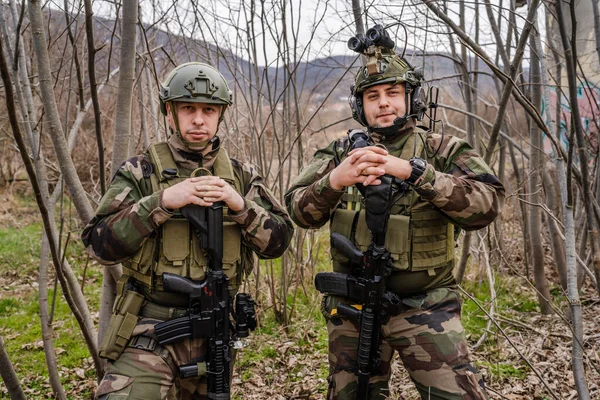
[162,176,245,212]
[329,146,412,190]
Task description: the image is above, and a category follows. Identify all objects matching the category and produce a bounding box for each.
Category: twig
[459,286,561,400]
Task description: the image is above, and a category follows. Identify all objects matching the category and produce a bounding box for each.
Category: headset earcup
[349,95,368,127]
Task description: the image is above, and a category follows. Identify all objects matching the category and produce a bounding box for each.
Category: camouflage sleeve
[414,134,505,230]
[284,139,346,229]
[81,155,172,264]
[228,160,294,259]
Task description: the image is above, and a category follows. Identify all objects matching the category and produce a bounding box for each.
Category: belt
[139,302,191,320]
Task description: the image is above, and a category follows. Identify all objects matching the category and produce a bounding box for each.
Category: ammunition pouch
[99,289,145,361]
[330,207,452,274]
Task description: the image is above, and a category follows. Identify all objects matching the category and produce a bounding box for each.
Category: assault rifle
[154,203,256,400]
[316,129,399,398]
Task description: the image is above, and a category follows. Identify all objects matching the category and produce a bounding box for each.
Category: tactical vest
[122,142,245,292]
[330,128,455,278]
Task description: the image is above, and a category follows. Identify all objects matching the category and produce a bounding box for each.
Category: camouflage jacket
[82,136,294,266]
[285,123,504,232]
[284,123,504,293]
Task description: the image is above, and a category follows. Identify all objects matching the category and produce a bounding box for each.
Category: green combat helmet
[348,25,426,135]
[159,62,233,150]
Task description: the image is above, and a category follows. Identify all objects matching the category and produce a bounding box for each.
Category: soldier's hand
[161,177,245,211]
[329,147,388,190]
[189,176,245,211]
[348,146,412,184]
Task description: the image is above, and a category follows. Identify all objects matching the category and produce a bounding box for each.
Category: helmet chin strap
[369,115,411,136]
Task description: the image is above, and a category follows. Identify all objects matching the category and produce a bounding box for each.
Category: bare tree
[0,334,26,400]
[97,0,138,346]
[527,19,552,314]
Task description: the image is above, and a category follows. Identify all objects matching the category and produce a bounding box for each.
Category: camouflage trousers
[96,317,234,400]
[323,287,488,400]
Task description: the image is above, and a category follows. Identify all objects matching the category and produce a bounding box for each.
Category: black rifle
[154,202,256,400]
[316,129,399,398]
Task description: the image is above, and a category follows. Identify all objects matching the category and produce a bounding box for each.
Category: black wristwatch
[406,157,427,185]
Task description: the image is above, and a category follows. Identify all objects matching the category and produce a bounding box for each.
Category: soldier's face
[362,83,407,128]
[168,101,222,143]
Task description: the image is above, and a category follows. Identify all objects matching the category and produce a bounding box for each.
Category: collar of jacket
[167,133,220,172]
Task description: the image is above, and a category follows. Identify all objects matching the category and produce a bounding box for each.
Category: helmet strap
[370,115,410,136]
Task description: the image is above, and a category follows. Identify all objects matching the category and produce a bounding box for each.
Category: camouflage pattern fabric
[323,288,488,400]
[96,318,227,400]
[284,122,504,233]
[82,134,294,265]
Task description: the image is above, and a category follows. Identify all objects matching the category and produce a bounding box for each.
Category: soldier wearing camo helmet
[82,62,294,399]
[285,26,503,399]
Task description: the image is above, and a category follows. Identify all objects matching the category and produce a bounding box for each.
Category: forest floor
[0,188,599,399]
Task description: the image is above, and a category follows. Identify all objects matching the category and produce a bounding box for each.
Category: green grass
[0,222,43,274]
[0,195,550,398]
[480,360,527,379]
[0,287,94,397]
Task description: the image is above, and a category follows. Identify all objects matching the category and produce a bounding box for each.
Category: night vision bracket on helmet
[347,24,439,135]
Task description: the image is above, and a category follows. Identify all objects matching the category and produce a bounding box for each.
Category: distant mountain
[14,6,495,108]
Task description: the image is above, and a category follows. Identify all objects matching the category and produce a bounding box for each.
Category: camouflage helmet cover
[159,62,233,115]
[352,52,422,95]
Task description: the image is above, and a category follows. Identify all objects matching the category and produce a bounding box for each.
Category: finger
[195,184,221,193]
[195,197,213,206]
[202,191,224,199]
[361,166,385,176]
[355,161,381,172]
[348,146,388,156]
[363,175,383,186]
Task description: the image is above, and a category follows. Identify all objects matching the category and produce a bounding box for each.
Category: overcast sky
[89,0,535,68]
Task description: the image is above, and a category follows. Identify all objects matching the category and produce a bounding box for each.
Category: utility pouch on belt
[99,289,145,361]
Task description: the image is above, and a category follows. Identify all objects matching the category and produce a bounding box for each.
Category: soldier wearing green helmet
[285,25,504,399]
[82,62,294,399]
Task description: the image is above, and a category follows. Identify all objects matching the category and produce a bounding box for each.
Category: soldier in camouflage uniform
[285,37,504,399]
[82,62,294,399]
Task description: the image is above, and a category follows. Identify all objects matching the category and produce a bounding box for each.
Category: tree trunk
[28,0,94,223]
[110,0,138,175]
[542,164,568,290]
[39,233,68,399]
[0,335,26,400]
[528,24,553,314]
[544,3,591,396]
[592,0,600,66]
[83,0,106,194]
[99,0,138,347]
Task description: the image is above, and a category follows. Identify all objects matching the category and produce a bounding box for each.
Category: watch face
[411,158,426,169]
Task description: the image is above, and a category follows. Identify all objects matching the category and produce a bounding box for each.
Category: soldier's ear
[165,103,175,128]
